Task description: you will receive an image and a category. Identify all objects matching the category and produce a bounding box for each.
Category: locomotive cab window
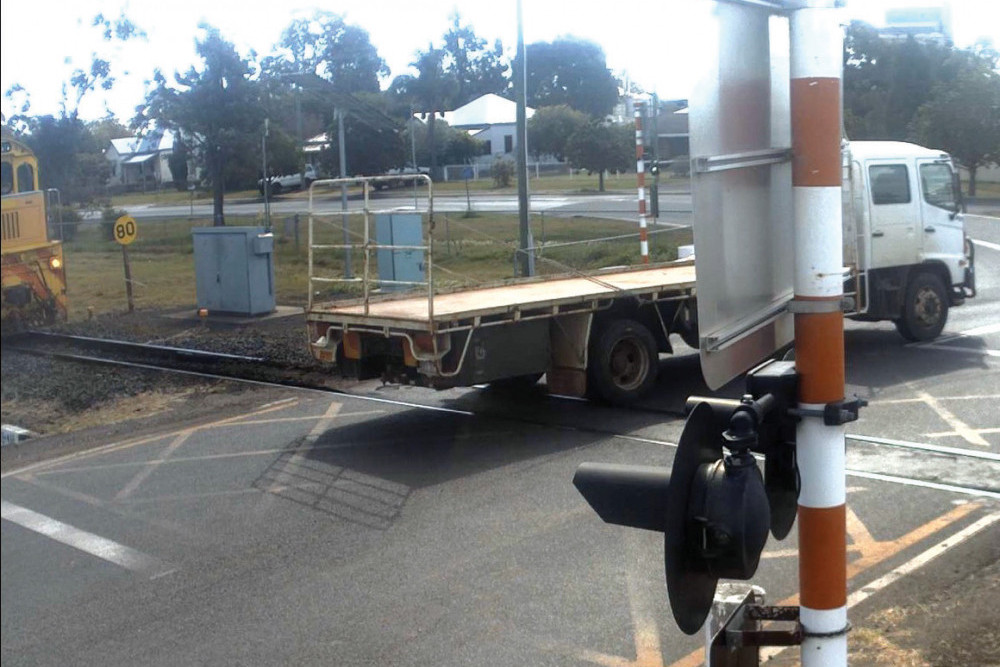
[869,164,910,205]
[17,163,36,193]
[1,161,12,195]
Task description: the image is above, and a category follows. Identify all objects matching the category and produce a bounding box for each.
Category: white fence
[440,162,574,182]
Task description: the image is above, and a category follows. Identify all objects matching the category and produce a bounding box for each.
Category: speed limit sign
[113,215,138,245]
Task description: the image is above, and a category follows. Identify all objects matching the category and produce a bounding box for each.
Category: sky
[2,0,998,123]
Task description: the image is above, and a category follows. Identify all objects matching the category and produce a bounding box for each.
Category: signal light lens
[49,257,63,270]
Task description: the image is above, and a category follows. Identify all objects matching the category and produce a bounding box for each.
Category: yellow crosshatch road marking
[565,501,983,667]
[3,399,304,480]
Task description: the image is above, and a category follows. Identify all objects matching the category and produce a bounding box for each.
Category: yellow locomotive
[2,134,67,330]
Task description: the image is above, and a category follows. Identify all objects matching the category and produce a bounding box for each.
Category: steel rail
[6,342,996,497]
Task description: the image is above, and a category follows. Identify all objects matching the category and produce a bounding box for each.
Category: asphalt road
[121,189,695,227]
[2,218,998,665]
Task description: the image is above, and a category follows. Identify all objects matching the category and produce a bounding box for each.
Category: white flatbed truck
[306,143,975,404]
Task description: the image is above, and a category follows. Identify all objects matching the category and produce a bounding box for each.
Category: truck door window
[869,165,910,205]
[919,163,957,211]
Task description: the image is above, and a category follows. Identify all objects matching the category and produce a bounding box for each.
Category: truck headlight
[49,257,63,270]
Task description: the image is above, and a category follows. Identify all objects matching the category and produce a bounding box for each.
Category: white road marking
[847,434,1000,462]
[917,391,991,447]
[925,427,1000,439]
[874,394,1000,405]
[846,510,1000,607]
[0,500,175,579]
[908,322,1000,350]
[972,238,1000,252]
[114,430,192,501]
[845,469,1000,499]
[760,509,1000,663]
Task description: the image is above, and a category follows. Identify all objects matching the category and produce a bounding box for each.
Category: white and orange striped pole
[789,4,848,666]
[634,103,650,264]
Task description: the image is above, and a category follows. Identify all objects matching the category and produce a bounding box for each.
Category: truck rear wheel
[895,272,948,342]
[588,319,659,405]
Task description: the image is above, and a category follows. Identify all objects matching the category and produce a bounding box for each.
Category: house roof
[110,137,140,155]
[108,130,174,159]
[421,94,535,129]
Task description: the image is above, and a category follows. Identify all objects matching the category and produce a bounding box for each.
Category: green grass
[968,181,1000,198]
[59,212,691,320]
[110,188,261,207]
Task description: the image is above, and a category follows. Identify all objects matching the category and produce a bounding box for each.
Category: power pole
[514,0,532,277]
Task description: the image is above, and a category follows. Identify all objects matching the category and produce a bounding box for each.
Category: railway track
[6,332,999,499]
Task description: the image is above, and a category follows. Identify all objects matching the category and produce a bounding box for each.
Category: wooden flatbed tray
[307,262,696,328]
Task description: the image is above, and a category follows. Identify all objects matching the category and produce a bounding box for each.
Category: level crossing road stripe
[972,238,1000,252]
[0,500,175,579]
[759,509,1000,663]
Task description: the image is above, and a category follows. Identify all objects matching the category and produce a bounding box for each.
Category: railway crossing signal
[573,360,801,635]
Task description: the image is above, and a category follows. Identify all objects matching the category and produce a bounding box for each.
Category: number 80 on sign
[114,215,138,245]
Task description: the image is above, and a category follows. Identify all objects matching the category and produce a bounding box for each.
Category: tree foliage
[441,12,508,107]
[137,25,264,224]
[19,115,119,205]
[402,118,484,168]
[525,38,619,118]
[843,21,994,140]
[261,11,387,94]
[527,105,589,161]
[915,69,1000,196]
[565,122,633,191]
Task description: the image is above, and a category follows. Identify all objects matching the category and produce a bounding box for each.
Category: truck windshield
[919,163,957,212]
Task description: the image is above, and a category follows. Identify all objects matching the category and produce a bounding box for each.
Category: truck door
[916,159,964,286]
[867,162,920,269]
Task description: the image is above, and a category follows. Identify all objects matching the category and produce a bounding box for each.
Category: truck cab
[843,141,975,340]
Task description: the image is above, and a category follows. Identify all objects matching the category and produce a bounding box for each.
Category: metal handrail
[308,173,434,325]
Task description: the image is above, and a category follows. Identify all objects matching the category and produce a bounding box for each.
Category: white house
[417,93,540,166]
[105,129,177,189]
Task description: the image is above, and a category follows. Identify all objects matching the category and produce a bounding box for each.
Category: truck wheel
[588,319,659,405]
[270,182,282,196]
[895,272,948,342]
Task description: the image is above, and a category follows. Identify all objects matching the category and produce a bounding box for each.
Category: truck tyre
[588,319,659,405]
[895,272,948,342]
[270,182,282,196]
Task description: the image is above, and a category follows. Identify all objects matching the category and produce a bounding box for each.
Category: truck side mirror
[952,169,966,217]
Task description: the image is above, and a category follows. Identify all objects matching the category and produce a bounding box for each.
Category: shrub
[100,207,130,241]
[492,159,514,188]
[49,205,82,242]
[670,155,691,178]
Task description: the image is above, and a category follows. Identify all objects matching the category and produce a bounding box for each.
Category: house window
[483,140,492,154]
[504,134,513,153]
[869,165,910,205]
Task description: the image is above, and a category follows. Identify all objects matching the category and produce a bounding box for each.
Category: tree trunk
[968,165,977,198]
[598,170,605,192]
[212,151,225,226]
